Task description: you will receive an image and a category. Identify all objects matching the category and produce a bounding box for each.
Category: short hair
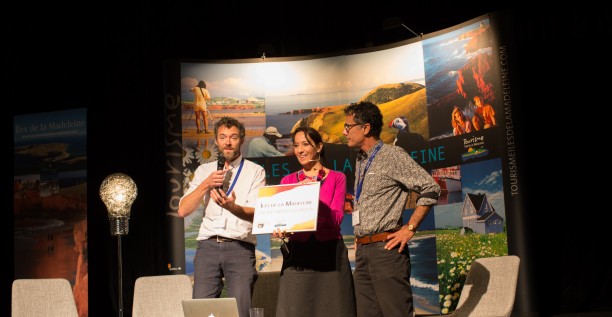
[291,126,326,162]
[343,101,383,138]
[197,80,206,88]
[214,116,245,139]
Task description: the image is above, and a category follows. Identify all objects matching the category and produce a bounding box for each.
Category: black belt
[207,235,238,243]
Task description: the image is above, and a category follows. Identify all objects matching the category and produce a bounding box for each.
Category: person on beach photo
[471,95,496,130]
[190,80,212,134]
[246,126,291,157]
[451,106,473,135]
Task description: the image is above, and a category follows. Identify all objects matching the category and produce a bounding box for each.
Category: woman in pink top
[272,126,356,317]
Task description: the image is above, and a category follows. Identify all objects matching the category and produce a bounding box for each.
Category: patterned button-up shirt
[353,141,440,236]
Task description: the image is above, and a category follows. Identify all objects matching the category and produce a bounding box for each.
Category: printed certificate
[252,182,320,234]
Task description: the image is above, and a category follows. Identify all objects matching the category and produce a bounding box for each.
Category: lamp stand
[117,235,124,317]
[111,216,129,317]
[99,173,137,317]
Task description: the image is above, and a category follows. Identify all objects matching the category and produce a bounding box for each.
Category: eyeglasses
[344,123,362,132]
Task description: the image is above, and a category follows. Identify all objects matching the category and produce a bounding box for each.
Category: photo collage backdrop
[164,13,516,315]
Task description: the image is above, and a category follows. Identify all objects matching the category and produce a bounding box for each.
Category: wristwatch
[407,223,416,232]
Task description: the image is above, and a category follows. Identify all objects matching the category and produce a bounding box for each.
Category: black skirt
[275,236,356,317]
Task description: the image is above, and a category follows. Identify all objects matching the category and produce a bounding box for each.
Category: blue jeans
[193,239,257,317]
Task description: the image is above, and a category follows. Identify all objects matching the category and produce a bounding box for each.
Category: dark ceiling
[6,4,509,115]
[8,4,508,62]
[156,3,508,59]
[133,3,509,59]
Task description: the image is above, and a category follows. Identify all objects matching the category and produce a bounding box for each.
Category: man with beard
[178,116,266,317]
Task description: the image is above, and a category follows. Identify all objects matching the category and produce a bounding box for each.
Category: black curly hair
[343,101,383,138]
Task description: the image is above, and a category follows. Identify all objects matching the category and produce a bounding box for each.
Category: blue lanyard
[226,158,244,196]
[355,142,383,203]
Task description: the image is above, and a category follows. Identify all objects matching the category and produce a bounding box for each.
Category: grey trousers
[353,242,413,317]
[193,239,257,317]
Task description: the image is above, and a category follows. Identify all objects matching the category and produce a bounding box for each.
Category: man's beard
[219,147,240,162]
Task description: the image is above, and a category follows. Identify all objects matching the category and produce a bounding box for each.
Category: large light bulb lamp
[99,173,137,317]
[100,173,137,235]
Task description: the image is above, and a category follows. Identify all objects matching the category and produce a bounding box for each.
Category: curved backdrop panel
[164,11,526,315]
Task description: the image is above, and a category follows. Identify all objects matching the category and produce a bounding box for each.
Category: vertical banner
[164,61,187,273]
[13,108,88,317]
[165,13,521,315]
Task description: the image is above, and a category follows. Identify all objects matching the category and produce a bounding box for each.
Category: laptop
[182,297,240,317]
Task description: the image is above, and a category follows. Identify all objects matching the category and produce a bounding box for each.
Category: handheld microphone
[216,155,225,191]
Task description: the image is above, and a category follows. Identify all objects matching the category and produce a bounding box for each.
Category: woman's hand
[272,228,291,239]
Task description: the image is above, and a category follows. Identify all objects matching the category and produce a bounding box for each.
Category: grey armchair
[12,278,79,317]
[132,274,193,317]
[447,255,521,317]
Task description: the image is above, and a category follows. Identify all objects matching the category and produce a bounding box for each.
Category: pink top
[280,169,346,242]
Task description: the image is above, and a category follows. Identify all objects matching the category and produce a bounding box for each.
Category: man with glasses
[343,101,440,317]
[178,116,266,317]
